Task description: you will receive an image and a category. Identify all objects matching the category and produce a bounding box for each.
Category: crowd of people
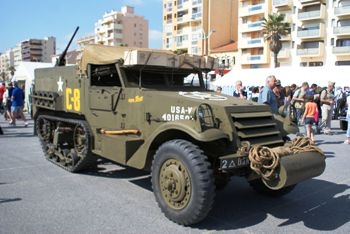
[221,76,350,145]
[0,81,28,134]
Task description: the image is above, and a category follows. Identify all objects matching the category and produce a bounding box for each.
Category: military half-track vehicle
[32,33,326,225]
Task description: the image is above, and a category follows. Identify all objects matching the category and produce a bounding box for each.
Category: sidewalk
[0,114,33,137]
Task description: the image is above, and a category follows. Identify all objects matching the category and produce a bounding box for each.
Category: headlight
[195,104,216,130]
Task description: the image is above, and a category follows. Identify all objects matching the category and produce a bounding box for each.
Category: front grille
[231,112,284,147]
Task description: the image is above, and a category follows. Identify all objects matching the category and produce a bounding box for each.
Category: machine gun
[55,26,79,66]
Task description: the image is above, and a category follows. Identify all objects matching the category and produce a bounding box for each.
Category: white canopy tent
[213,66,350,92]
[12,62,53,114]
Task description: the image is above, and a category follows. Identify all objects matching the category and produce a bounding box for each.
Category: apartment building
[237,0,350,68]
[162,0,238,55]
[238,0,272,69]
[12,37,56,67]
[95,6,149,48]
[0,49,14,76]
[77,34,95,50]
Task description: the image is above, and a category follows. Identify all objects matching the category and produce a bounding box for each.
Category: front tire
[249,179,296,197]
[151,140,215,226]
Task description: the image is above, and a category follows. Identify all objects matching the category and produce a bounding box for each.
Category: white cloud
[149,29,162,49]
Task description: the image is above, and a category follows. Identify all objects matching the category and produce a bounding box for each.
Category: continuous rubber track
[36,114,97,173]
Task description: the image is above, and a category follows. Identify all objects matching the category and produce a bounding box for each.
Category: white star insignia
[57,77,64,92]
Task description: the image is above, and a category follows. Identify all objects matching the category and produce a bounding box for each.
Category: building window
[335,60,350,66]
[309,62,323,67]
[300,62,307,67]
[331,38,334,46]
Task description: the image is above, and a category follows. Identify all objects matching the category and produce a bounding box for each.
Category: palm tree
[262,13,290,68]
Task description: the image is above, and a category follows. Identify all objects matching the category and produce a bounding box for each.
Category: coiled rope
[248,137,324,180]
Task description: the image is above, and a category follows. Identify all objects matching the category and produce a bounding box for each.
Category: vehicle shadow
[0,198,22,204]
[318,141,346,145]
[82,162,350,232]
[82,162,152,192]
[195,178,350,232]
[322,151,335,158]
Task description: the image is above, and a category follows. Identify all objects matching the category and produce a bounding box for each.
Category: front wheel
[151,140,215,226]
[249,179,296,197]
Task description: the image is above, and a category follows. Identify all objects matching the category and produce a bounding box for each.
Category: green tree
[262,13,290,68]
[0,71,6,81]
[8,66,16,77]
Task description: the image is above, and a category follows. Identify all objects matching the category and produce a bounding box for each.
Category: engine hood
[144,90,269,111]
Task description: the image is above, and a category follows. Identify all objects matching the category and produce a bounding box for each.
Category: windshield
[122,66,206,90]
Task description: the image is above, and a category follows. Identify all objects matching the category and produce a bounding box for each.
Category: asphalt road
[1,116,350,234]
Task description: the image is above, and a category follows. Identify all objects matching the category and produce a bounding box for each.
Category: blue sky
[0,0,163,53]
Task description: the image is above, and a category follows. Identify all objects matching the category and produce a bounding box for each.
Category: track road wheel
[65,149,79,172]
[151,140,215,226]
[249,179,296,197]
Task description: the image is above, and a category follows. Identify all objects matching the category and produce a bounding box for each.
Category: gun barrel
[55,26,79,66]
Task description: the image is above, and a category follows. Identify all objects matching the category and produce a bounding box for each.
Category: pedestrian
[301,94,318,144]
[320,81,335,135]
[0,82,5,114]
[4,82,14,121]
[344,93,350,144]
[290,84,297,98]
[233,80,247,99]
[250,86,259,102]
[258,75,278,114]
[283,86,292,114]
[10,82,28,127]
[292,82,309,124]
[216,86,222,94]
[21,84,25,111]
[273,79,285,108]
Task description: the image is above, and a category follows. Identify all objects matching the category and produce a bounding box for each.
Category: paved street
[0,116,350,234]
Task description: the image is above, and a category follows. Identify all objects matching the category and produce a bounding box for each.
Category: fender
[126,121,229,169]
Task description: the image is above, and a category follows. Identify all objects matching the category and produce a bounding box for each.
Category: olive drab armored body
[32,30,326,226]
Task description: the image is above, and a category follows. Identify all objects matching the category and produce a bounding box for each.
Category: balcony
[177,14,192,24]
[333,46,350,55]
[297,43,324,57]
[177,29,184,34]
[280,34,292,41]
[192,0,202,5]
[240,4,265,17]
[270,49,290,59]
[191,12,202,21]
[273,0,292,8]
[297,24,325,39]
[241,54,269,64]
[240,37,265,48]
[240,21,263,33]
[333,26,350,36]
[299,0,324,3]
[298,5,326,21]
[30,50,42,56]
[334,5,350,17]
